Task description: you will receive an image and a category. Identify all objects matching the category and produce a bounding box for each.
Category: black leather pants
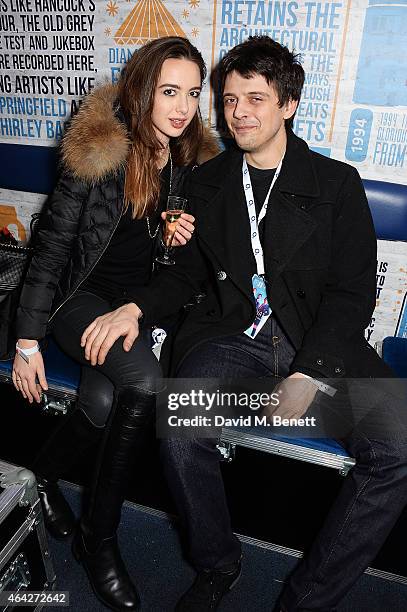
[51,290,164,418]
[36,291,161,536]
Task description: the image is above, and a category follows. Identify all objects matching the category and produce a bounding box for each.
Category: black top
[81,160,171,303]
[247,164,277,215]
[247,163,276,243]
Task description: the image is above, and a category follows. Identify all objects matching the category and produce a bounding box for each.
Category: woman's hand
[162,212,195,247]
[81,303,143,366]
[12,340,48,404]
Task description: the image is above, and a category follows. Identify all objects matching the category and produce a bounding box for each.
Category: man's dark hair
[217,36,304,129]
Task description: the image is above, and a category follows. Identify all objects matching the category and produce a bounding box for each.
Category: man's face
[223,71,297,156]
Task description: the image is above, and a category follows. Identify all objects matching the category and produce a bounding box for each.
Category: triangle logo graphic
[114,0,187,46]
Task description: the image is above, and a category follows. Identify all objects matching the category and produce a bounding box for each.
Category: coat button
[316,358,324,366]
[334,367,342,374]
[217,270,227,281]
[296,289,306,298]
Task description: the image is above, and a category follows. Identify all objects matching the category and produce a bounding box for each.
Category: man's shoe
[175,561,241,611]
[37,478,76,540]
[72,530,141,611]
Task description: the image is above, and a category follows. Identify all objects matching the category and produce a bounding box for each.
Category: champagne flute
[155,196,187,266]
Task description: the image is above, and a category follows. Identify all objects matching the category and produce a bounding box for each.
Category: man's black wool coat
[133,130,391,379]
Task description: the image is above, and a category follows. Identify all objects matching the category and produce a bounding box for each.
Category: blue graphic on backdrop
[353,0,407,107]
[346,108,373,162]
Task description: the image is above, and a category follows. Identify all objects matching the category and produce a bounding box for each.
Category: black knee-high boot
[33,408,105,539]
[72,387,155,612]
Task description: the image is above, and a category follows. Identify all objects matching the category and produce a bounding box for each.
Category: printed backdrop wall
[1,0,406,182]
[0,0,406,341]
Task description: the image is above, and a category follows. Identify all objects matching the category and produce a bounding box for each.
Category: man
[85,37,407,611]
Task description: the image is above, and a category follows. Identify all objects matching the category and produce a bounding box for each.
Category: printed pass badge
[244,274,271,339]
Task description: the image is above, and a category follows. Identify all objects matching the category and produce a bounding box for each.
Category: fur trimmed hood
[61,84,220,183]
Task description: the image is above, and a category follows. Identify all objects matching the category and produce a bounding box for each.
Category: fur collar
[61,84,220,183]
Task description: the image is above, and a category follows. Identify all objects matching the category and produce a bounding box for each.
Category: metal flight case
[0,460,56,610]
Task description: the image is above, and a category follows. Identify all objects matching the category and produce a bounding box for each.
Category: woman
[12,37,218,611]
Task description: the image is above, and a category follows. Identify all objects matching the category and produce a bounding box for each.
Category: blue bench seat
[0,336,355,475]
[1,178,406,477]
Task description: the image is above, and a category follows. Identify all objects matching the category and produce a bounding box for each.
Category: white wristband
[16,342,40,364]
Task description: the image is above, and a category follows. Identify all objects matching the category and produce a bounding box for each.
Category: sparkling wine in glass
[155,196,187,265]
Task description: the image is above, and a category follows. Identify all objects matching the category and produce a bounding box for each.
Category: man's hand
[12,340,48,404]
[265,372,318,421]
[161,212,195,247]
[81,303,142,366]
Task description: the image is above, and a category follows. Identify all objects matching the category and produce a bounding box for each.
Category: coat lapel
[190,149,255,296]
[263,192,317,285]
[190,133,322,295]
[263,131,320,283]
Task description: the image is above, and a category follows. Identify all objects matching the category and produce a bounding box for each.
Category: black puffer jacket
[16,85,219,340]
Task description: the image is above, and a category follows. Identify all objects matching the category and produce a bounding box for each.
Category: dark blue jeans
[160,317,407,611]
[161,316,295,570]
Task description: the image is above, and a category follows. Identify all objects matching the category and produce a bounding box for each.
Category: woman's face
[151,58,202,147]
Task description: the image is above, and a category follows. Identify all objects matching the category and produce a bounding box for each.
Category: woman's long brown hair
[118,37,206,218]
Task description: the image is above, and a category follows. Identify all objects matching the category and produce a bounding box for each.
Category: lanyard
[242,155,283,275]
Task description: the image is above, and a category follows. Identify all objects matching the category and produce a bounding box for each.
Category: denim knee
[371,437,407,469]
[349,435,407,473]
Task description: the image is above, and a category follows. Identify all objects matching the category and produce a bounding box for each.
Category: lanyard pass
[242,155,283,338]
[242,155,283,275]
